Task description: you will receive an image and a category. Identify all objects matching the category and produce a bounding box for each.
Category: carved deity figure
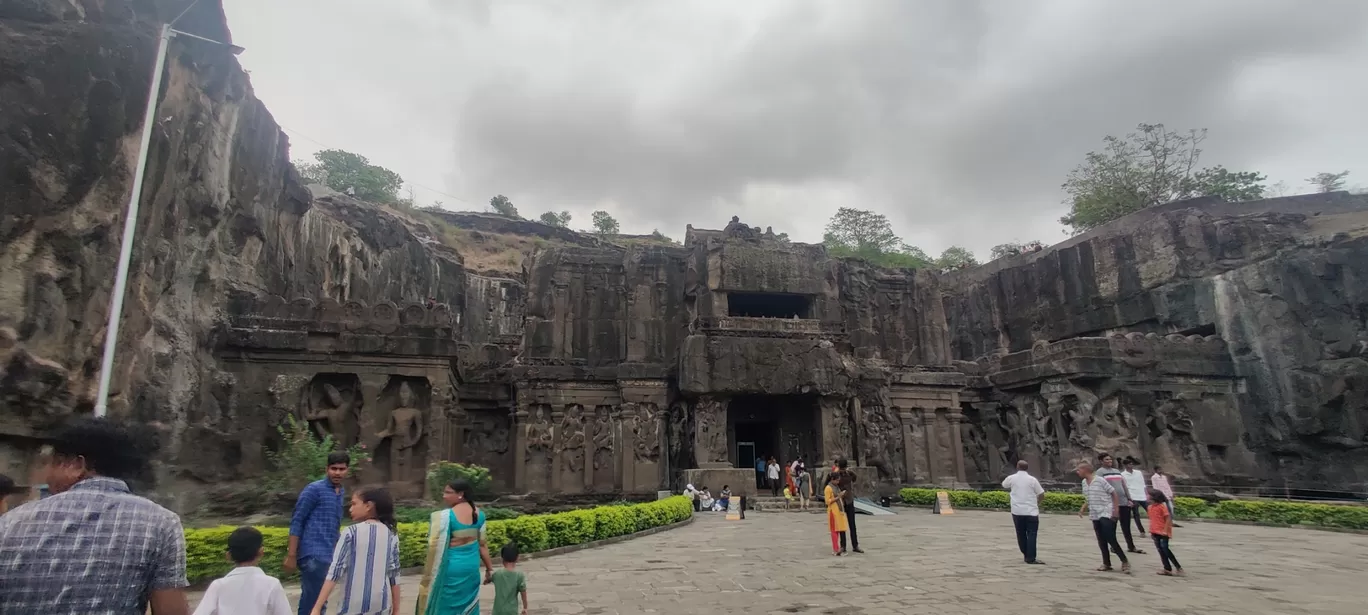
[375,382,424,483]
[860,407,898,480]
[559,405,586,473]
[592,406,615,470]
[634,403,661,463]
[526,407,553,459]
[303,381,358,446]
[694,397,726,464]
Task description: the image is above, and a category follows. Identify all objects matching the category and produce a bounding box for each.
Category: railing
[697,316,845,338]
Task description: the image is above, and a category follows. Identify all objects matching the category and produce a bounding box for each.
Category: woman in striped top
[310,486,402,615]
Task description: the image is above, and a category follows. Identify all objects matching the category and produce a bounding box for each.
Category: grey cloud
[227,0,1368,255]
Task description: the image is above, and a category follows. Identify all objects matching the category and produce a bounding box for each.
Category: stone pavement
[190,509,1368,615]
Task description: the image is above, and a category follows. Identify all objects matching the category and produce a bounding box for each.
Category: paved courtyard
[193,509,1368,615]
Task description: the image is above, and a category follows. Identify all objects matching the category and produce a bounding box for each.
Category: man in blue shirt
[284,451,350,615]
[754,454,766,490]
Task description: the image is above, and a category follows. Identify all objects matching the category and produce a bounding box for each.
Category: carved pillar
[898,408,919,484]
[549,406,565,492]
[617,404,635,491]
[921,407,940,485]
[948,411,968,485]
[512,402,529,492]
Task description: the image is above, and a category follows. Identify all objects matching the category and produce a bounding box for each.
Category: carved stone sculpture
[559,405,586,474]
[693,396,727,465]
[303,378,359,447]
[592,406,614,471]
[375,382,424,484]
[634,403,661,463]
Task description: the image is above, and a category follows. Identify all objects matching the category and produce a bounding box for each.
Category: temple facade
[222,209,1305,498]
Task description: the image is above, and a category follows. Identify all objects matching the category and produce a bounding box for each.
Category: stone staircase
[746,496,824,513]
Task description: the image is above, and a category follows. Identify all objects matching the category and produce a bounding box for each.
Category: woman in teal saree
[416,480,494,615]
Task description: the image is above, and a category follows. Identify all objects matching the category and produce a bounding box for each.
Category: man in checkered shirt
[0,417,189,614]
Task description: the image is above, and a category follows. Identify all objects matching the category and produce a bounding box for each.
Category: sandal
[1096,566,1113,572]
[1157,570,1173,576]
[1121,563,1132,575]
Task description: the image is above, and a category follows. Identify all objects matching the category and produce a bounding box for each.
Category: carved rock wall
[946,199,1368,492]
[0,3,470,504]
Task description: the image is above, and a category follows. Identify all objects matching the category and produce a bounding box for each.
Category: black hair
[1123,456,1138,465]
[326,451,351,467]
[1148,489,1169,504]
[722,484,729,490]
[1097,452,1112,462]
[448,479,479,517]
[51,417,157,480]
[825,472,838,485]
[356,485,397,531]
[0,474,18,497]
[226,526,264,563]
[500,542,520,563]
[836,458,849,470]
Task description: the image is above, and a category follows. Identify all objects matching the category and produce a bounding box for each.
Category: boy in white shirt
[1120,457,1148,536]
[194,526,292,615]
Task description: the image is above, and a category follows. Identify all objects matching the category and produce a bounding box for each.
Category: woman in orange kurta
[823,473,848,556]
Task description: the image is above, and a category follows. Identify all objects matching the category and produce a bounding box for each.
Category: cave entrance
[728,395,819,470]
[727,292,812,319]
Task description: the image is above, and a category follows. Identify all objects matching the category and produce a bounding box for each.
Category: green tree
[591,210,619,235]
[489,195,520,217]
[539,210,572,227]
[1307,170,1350,193]
[822,207,930,268]
[295,149,404,204]
[934,246,978,270]
[990,240,1044,260]
[1059,124,1267,234]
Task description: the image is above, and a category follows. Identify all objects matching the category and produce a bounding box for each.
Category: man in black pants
[833,458,862,554]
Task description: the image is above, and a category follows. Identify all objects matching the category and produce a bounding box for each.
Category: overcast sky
[222,0,1368,257]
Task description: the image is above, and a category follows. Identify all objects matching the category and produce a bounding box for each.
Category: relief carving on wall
[591,405,615,472]
[634,403,662,463]
[693,396,727,464]
[302,375,361,448]
[859,404,903,481]
[559,405,586,475]
[374,380,426,486]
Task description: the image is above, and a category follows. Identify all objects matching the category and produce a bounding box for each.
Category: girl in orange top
[1147,488,1184,576]
[823,473,848,556]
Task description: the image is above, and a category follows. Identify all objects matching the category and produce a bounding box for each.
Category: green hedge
[1213,500,1368,529]
[185,496,693,584]
[898,488,1367,530]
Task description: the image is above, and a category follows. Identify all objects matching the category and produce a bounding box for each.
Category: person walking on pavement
[833,458,862,553]
[285,452,351,615]
[1149,466,1181,527]
[1096,453,1144,554]
[1077,461,1130,574]
[767,458,782,496]
[1002,460,1046,565]
[1121,457,1148,536]
[755,455,767,490]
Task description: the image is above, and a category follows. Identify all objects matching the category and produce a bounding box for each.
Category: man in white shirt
[194,526,292,615]
[1002,460,1046,565]
[1120,457,1148,536]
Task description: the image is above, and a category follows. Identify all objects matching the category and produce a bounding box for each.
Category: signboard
[932,491,955,515]
[726,495,743,520]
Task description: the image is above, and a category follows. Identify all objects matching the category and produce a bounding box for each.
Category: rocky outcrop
[944,194,1368,492]
[0,1,473,505]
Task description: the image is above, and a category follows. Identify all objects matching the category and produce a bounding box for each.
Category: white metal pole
[93,24,174,418]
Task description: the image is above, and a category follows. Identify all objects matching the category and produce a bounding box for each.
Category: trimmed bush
[1214,500,1368,530]
[899,488,1366,530]
[184,496,693,584]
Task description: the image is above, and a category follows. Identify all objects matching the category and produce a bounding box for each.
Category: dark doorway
[727,292,812,319]
[727,395,819,468]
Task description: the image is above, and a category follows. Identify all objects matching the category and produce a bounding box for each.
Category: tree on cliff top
[1307,170,1351,193]
[539,210,572,227]
[1059,123,1267,234]
[591,210,619,235]
[934,246,978,270]
[822,207,932,268]
[295,149,404,204]
[488,195,521,218]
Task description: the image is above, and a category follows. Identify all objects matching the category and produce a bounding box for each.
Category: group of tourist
[1002,453,1184,576]
[0,417,531,615]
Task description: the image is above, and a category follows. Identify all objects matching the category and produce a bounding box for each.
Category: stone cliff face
[0,1,473,504]
[943,194,1368,493]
